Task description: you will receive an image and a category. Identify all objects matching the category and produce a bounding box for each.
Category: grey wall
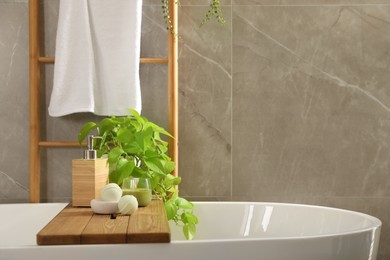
[0,0,389,258]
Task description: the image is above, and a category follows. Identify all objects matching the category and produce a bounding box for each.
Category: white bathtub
[0,202,381,260]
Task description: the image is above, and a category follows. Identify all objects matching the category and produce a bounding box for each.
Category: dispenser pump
[84,135,101,159]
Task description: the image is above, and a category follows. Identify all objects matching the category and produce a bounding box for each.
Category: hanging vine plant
[162,0,225,35]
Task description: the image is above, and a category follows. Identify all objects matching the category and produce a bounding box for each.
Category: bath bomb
[118,195,138,215]
[100,183,122,201]
[90,199,119,214]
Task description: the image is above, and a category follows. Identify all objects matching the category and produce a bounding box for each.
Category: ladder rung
[38,57,168,64]
[39,141,85,147]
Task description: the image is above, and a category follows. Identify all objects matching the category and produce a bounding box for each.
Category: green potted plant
[78,109,198,240]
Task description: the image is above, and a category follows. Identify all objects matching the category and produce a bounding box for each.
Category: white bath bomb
[100,183,122,201]
[90,199,118,214]
[118,195,138,215]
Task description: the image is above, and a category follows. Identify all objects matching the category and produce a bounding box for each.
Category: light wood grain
[72,158,109,206]
[37,200,170,245]
[37,205,94,245]
[168,0,179,177]
[38,57,168,64]
[39,141,86,147]
[81,214,129,244]
[127,200,170,243]
[29,0,41,203]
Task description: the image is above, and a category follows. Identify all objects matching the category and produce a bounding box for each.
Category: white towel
[49,0,143,117]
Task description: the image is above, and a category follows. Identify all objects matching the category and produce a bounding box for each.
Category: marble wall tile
[0,0,27,3]
[0,2,29,203]
[232,4,390,198]
[233,0,390,5]
[141,6,168,58]
[41,0,59,57]
[144,0,231,6]
[181,0,232,5]
[178,6,232,198]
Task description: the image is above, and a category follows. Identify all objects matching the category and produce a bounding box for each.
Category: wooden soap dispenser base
[72,135,109,207]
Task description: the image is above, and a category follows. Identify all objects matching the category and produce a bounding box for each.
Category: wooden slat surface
[81,214,129,244]
[127,199,170,243]
[37,205,93,245]
[37,200,170,245]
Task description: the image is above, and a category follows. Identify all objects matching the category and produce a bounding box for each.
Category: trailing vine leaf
[201,0,226,26]
[162,0,225,36]
[165,199,178,220]
[181,212,198,224]
[183,222,196,240]
[175,197,193,209]
[163,160,176,175]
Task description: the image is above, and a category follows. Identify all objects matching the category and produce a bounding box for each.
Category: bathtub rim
[175,201,382,242]
[0,201,381,243]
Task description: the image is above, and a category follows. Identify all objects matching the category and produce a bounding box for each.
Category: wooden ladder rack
[29,0,178,203]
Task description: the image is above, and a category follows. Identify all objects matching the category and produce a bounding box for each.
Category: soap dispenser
[72,135,109,207]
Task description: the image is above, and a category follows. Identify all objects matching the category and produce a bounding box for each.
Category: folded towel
[49,0,143,117]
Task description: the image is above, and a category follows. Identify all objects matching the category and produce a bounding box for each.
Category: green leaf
[98,132,109,152]
[181,212,199,224]
[123,143,142,154]
[145,150,160,158]
[132,167,148,177]
[149,174,160,190]
[156,142,168,153]
[164,200,178,220]
[135,126,153,151]
[109,169,119,184]
[108,147,124,165]
[129,108,145,125]
[130,120,142,132]
[175,197,193,209]
[144,158,165,175]
[78,122,97,144]
[116,160,135,185]
[117,128,133,143]
[183,222,196,240]
[163,161,176,174]
[172,176,181,185]
[98,118,116,134]
[163,174,175,186]
[145,121,173,138]
[163,174,180,187]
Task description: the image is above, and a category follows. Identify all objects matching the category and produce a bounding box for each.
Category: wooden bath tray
[37,199,170,245]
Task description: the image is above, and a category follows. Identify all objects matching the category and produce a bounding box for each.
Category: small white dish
[90,199,119,214]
